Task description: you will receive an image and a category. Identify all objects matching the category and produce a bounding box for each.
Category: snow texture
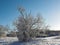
[0,36,60,45]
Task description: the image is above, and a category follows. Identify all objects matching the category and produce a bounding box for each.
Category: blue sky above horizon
[0,0,60,30]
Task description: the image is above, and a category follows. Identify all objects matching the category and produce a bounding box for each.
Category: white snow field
[0,36,60,45]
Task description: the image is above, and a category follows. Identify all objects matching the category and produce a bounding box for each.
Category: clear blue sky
[0,0,60,30]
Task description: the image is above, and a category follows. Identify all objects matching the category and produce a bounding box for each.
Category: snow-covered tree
[14,7,46,41]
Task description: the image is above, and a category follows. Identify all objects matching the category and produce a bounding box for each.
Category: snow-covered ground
[0,37,18,45]
[0,36,60,45]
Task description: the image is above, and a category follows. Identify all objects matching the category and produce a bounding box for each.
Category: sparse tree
[14,7,46,41]
[0,25,8,37]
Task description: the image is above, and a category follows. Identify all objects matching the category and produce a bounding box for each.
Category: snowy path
[0,36,60,45]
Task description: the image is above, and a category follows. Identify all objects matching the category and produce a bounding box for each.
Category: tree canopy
[14,7,48,41]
